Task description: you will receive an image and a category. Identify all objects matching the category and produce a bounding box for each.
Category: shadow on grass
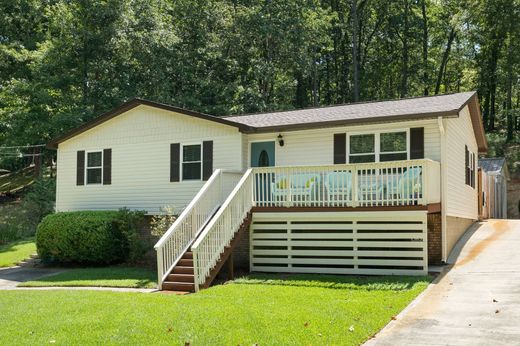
[0,238,34,254]
[18,266,158,288]
[32,266,156,282]
[232,273,432,291]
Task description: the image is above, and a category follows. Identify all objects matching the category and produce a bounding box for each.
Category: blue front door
[251,141,275,167]
[251,141,275,203]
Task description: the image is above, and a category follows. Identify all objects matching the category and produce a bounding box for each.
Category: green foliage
[149,205,176,237]
[0,175,55,245]
[1,0,520,171]
[112,208,147,262]
[36,209,146,264]
[21,177,55,226]
[0,202,34,244]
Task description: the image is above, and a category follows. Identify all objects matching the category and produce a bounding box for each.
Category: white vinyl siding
[246,119,441,167]
[444,105,479,219]
[56,105,243,213]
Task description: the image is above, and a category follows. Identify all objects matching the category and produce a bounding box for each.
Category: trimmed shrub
[36,209,146,264]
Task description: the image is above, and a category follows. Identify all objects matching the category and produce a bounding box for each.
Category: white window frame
[85,150,103,185]
[379,130,410,161]
[181,142,203,181]
[347,129,410,163]
[347,133,376,163]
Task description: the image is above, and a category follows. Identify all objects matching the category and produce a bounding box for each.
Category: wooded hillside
[1,0,519,170]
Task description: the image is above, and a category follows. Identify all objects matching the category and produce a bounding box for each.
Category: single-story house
[48,91,487,292]
[478,157,509,219]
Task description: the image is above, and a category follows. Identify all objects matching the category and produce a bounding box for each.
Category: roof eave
[239,111,459,134]
[460,92,488,153]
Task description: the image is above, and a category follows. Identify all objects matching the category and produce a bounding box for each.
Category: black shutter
[333,133,346,164]
[472,153,476,188]
[170,143,180,182]
[202,140,213,180]
[103,148,112,185]
[76,150,85,186]
[465,145,469,185]
[410,127,424,159]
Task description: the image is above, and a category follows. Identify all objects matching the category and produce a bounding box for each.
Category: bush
[22,177,56,226]
[150,205,177,237]
[36,209,146,264]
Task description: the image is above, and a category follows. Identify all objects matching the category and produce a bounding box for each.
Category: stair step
[182,252,193,259]
[178,259,193,266]
[172,266,194,275]
[162,281,195,292]
[167,274,194,283]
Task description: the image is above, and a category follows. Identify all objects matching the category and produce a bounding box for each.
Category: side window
[86,151,103,185]
[182,144,202,180]
[465,145,475,188]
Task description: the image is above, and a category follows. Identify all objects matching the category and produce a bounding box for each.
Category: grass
[19,266,157,289]
[1,274,431,345]
[0,238,36,267]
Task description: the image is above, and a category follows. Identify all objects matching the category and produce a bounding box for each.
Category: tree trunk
[351,0,360,102]
[435,27,455,95]
[421,0,429,96]
[400,0,410,98]
[506,34,514,141]
[488,39,501,131]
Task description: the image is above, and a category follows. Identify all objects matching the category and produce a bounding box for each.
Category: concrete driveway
[366,219,520,346]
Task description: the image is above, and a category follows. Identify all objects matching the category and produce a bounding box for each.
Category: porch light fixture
[277,134,284,147]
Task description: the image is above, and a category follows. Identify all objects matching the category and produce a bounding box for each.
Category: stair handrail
[191,169,254,291]
[155,169,225,287]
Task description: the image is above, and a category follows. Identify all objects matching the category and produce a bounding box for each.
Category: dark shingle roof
[225,92,476,130]
[478,158,506,173]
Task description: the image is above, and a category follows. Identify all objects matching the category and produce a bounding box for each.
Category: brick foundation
[232,225,250,271]
[427,212,442,265]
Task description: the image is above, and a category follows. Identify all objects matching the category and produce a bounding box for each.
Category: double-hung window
[86,151,103,184]
[182,144,202,180]
[348,130,409,163]
[465,146,475,188]
[349,134,375,163]
[380,131,408,161]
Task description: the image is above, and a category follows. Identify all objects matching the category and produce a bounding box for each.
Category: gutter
[437,116,448,262]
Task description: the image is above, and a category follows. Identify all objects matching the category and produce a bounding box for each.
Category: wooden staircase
[161,251,195,292]
[161,212,252,292]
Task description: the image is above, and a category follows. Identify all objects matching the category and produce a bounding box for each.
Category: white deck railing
[252,159,440,208]
[158,159,441,290]
[191,169,254,291]
[154,169,242,286]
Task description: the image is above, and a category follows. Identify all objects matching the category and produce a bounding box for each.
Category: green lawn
[0,238,36,267]
[1,274,431,345]
[19,266,157,289]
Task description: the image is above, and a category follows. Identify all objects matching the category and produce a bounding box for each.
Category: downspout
[438,116,448,262]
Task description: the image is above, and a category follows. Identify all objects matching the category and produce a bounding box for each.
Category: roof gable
[47,98,251,149]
